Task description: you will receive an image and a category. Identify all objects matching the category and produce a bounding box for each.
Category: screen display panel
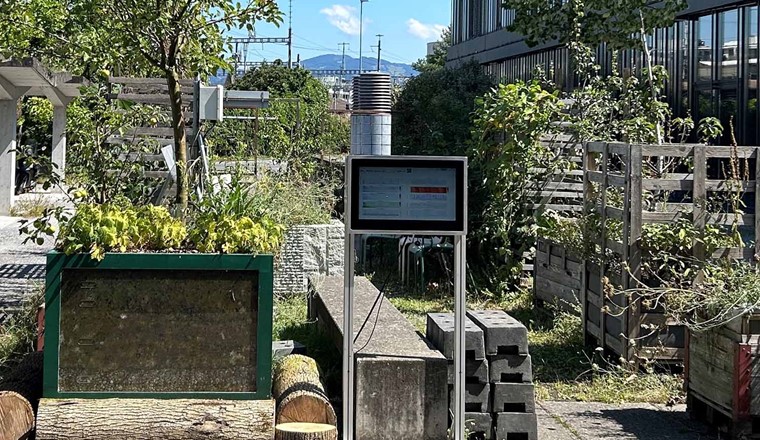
[349,156,466,233]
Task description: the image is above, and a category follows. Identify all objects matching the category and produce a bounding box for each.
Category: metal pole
[343,192,356,440]
[453,234,467,440]
[376,34,382,71]
[359,0,367,73]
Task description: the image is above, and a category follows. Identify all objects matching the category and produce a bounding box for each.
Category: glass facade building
[448,1,760,145]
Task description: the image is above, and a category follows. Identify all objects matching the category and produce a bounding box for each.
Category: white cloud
[406,18,446,40]
[321,5,361,36]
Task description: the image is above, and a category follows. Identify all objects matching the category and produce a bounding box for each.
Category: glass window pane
[680,21,691,114]
[719,10,739,80]
[697,15,713,82]
[747,6,758,145]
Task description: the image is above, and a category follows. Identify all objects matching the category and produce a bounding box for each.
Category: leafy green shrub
[469,80,565,291]
[57,203,187,260]
[189,216,283,254]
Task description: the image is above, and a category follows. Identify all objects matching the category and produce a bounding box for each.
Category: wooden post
[581,142,596,347]
[621,143,633,360]
[627,144,643,363]
[599,142,609,353]
[754,148,760,259]
[693,145,707,262]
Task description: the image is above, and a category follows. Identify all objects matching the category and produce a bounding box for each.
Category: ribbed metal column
[350,72,392,156]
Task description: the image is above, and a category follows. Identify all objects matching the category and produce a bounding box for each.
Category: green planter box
[44,252,274,400]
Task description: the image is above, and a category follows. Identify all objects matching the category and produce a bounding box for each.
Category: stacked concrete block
[274,220,344,295]
[426,310,538,440]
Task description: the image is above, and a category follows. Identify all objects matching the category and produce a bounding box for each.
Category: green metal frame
[43,251,274,400]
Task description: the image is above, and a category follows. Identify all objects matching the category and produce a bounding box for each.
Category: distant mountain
[301,54,417,77]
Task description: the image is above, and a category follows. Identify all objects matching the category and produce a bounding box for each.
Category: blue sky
[226,0,451,65]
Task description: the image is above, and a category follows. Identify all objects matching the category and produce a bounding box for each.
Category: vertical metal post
[343,162,356,440]
[453,234,466,440]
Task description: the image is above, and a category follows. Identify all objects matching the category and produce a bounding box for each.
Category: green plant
[0,288,43,371]
[697,117,724,144]
[469,80,565,290]
[56,202,187,260]
[189,174,285,254]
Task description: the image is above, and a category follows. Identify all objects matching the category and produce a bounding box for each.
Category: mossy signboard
[43,252,274,400]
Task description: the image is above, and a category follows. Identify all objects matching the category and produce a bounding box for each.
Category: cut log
[35,398,275,440]
[0,391,34,440]
[0,352,44,411]
[274,423,337,440]
[273,355,336,426]
[273,355,323,399]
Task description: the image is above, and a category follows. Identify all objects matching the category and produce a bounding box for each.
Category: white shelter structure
[0,58,85,215]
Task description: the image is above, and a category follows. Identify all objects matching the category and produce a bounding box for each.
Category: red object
[410,186,448,193]
[734,343,752,421]
[36,305,45,352]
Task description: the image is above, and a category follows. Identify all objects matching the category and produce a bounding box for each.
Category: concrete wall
[274,221,344,296]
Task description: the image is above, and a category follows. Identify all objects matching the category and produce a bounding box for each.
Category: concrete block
[494,412,538,440]
[467,310,528,356]
[489,354,532,383]
[310,276,448,440]
[450,383,490,413]
[448,359,489,385]
[492,383,536,414]
[272,340,306,360]
[427,313,486,360]
[464,412,493,440]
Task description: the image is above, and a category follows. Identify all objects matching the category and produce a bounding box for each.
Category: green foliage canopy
[393,60,495,157]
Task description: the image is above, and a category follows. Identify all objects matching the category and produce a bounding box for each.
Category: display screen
[358,166,457,221]
[349,157,466,233]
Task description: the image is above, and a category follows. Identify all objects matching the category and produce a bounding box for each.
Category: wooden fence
[581,142,760,363]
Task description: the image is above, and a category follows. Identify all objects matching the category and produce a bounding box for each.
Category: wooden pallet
[688,390,760,439]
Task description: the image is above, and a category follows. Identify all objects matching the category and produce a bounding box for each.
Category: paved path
[539,401,714,439]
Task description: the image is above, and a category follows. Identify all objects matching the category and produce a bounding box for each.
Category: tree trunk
[273,355,336,426]
[0,352,44,412]
[640,11,663,145]
[35,398,275,440]
[0,391,34,440]
[166,67,188,214]
[274,423,337,440]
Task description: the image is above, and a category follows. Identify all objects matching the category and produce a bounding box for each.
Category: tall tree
[0,0,283,213]
[101,0,282,213]
[412,27,452,74]
[504,0,686,143]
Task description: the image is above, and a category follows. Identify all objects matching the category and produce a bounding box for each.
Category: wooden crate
[534,237,582,311]
[582,262,685,362]
[582,142,760,363]
[686,313,760,438]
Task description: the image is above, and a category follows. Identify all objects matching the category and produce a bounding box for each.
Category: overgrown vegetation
[207,64,349,175]
[385,284,682,404]
[0,288,43,374]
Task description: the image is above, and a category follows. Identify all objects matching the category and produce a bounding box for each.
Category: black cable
[353,236,418,352]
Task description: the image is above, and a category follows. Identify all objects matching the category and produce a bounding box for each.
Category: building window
[718,9,739,81]
[697,15,713,82]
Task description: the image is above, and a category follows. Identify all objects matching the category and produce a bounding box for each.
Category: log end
[0,391,34,440]
[275,423,337,440]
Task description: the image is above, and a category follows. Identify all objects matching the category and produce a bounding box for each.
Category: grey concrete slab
[427,312,486,360]
[539,401,712,440]
[450,383,491,413]
[464,412,493,440]
[492,383,536,414]
[494,412,538,440]
[468,310,529,355]
[310,276,448,440]
[537,403,580,440]
[490,354,532,384]
[271,340,306,360]
[448,359,489,385]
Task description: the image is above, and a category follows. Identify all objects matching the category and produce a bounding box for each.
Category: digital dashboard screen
[349,157,466,233]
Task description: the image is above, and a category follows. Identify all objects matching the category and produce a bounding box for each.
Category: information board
[347,156,467,234]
